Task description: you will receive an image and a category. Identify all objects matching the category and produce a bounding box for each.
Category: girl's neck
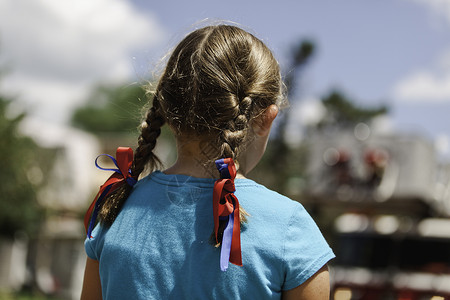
[162,138,246,179]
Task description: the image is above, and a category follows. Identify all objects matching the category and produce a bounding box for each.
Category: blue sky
[1,0,450,157]
[132,0,447,98]
[133,0,450,139]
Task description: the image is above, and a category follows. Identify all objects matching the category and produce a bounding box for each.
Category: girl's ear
[252,104,278,137]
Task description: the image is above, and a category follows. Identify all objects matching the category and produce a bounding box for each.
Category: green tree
[72,83,148,134]
[71,82,176,164]
[317,90,388,130]
[0,96,47,238]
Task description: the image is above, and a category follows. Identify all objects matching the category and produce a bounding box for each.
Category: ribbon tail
[213,183,220,243]
[229,199,242,266]
[84,194,99,233]
[84,184,112,238]
[220,215,234,271]
[87,196,103,238]
[213,180,227,243]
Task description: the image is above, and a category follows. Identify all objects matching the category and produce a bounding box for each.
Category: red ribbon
[84,147,136,237]
[213,158,242,267]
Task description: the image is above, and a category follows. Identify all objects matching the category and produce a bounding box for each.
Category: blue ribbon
[215,158,231,179]
[87,185,112,238]
[95,154,137,186]
[220,213,235,271]
[86,153,137,238]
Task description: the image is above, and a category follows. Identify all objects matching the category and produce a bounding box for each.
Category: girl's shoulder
[235,178,307,220]
[236,178,300,204]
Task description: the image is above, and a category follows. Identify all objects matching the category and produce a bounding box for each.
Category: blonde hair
[99,24,284,226]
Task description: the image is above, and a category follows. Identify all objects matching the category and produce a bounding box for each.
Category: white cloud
[3,73,91,122]
[409,0,450,26]
[391,36,450,102]
[392,1,450,102]
[0,0,167,123]
[392,68,450,102]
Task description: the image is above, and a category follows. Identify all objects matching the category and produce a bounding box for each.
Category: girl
[81,24,334,299]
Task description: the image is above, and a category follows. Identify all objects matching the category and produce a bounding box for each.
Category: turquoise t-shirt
[85,171,334,299]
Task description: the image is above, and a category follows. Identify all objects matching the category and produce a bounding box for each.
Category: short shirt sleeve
[84,223,106,261]
[282,205,335,290]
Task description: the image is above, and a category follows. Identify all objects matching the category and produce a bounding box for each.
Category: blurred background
[1,0,450,299]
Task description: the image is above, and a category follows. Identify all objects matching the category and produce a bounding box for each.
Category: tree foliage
[72,83,148,134]
[318,90,388,129]
[71,82,177,165]
[0,96,46,238]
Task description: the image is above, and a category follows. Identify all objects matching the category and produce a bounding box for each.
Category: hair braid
[218,96,253,163]
[213,96,253,246]
[98,94,165,225]
[132,95,166,177]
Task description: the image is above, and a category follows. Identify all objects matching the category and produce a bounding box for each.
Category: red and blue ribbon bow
[84,147,137,238]
[213,158,242,271]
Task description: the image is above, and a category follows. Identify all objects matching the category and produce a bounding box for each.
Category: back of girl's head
[152,25,283,161]
[99,24,283,224]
